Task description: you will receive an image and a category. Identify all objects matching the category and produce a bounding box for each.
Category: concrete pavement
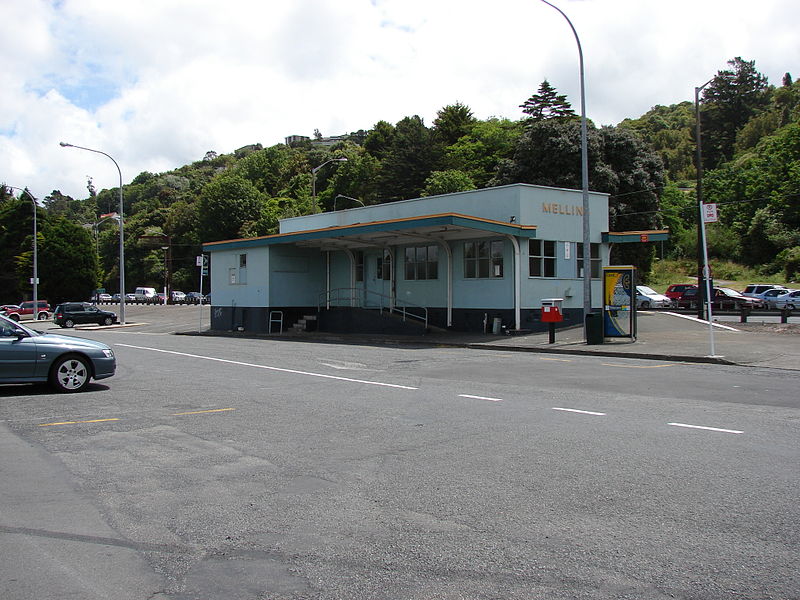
[237,311,800,371]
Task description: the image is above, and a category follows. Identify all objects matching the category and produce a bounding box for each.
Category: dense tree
[421,170,475,196]
[363,120,396,160]
[37,217,97,304]
[378,116,441,202]
[520,80,576,122]
[197,174,264,242]
[0,197,38,302]
[433,102,476,146]
[443,118,522,187]
[701,57,770,169]
[618,102,696,183]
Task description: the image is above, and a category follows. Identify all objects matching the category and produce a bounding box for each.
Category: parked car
[665,284,697,306]
[95,293,113,303]
[0,305,21,319]
[184,292,205,304]
[0,313,116,392]
[773,289,800,311]
[53,302,117,328]
[157,292,167,304]
[678,286,765,310]
[742,284,787,301]
[17,300,51,320]
[133,286,159,304]
[171,290,186,303]
[762,288,795,309]
[635,286,672,309]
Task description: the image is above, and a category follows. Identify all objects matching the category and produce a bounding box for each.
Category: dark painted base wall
[209,305,582,335]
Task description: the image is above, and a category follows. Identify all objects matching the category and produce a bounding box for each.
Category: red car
[3,300,51,321]
[665,284,697,307]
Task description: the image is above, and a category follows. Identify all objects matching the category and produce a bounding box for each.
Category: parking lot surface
[1,306,798,599]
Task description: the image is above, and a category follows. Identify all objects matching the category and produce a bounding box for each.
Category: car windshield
[638,286,657,295]
[0,314,41,336]
[719,288,743,297]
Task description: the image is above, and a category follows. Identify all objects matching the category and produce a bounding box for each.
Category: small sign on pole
[703,203,718,223]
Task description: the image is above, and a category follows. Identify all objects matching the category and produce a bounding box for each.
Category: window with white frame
[529,240,556,277]
[464,240,504,278]
[576,242,601,278]
[238,253,247,284]
[404,245,438,280]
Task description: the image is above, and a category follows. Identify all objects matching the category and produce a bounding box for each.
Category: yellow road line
[172,408,236,416]
[39,418,120,427]
[601,362,678,369]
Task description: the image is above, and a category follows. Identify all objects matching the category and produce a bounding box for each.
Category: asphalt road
[1,309,798,599]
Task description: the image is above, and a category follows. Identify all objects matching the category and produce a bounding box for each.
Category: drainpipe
[505,235,521,330]
[441,241,453,327]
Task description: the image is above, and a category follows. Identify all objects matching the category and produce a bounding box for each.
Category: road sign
[703,203,718,223]
[197,255,208,276]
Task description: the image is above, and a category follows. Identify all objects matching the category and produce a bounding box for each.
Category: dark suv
[54,303,117,328]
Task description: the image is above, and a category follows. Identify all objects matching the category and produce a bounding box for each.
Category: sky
[2,0,799,202]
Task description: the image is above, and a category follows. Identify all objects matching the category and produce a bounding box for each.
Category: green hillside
[2,57,799,304]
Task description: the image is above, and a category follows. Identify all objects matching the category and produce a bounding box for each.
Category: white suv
[742,284,787,303]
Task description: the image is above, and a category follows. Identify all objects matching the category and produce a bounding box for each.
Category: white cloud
[2,0,798,200]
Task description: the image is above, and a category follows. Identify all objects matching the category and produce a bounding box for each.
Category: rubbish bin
[585,312,604,345]
[492,317,502,335]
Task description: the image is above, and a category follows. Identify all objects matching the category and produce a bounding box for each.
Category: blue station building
[202,184,666,334]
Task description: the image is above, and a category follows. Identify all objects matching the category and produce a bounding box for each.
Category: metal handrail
[318,288,428,329]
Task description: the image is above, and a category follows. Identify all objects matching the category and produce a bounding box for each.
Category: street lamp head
[59,142,73,147]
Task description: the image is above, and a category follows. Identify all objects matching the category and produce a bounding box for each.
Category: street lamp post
[8,186,39,319]
[540,0,592,326]
[311,157,347,212]
[60,142,126,324]
[695,79,719,357]
[694,79,714,320]
[334,194,365,211]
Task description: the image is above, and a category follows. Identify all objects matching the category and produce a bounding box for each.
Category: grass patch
[646,259,787,293]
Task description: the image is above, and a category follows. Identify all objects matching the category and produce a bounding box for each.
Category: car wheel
[9,313,19,321]
[787,304,796,311]
[38,312,49,320]
[50,355,91,392]
[102,316,113,326]
[64,318,75,328]
[641,301,650,309]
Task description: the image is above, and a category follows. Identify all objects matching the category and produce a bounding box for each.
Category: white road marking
[458,394,503,402]
[115,344,418,390]
[668,422,744,434]
[662,312,740,331]
[552,407,606,416]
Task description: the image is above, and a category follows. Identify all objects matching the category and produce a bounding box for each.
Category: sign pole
[197,255,206,333]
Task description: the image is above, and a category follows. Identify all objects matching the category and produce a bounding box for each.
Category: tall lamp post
[60,142,126,324]
[694,79,714,320]
[695,79,719,357]
[540,0,592,326]
[334,194,365,211]
[311,157,347,212]
[8,186,39,319]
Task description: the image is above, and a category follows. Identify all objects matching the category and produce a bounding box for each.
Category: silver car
[0,314,116,392]
[635,286,672,309]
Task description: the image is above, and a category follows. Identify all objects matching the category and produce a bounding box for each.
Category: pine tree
[520,80,576,122]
